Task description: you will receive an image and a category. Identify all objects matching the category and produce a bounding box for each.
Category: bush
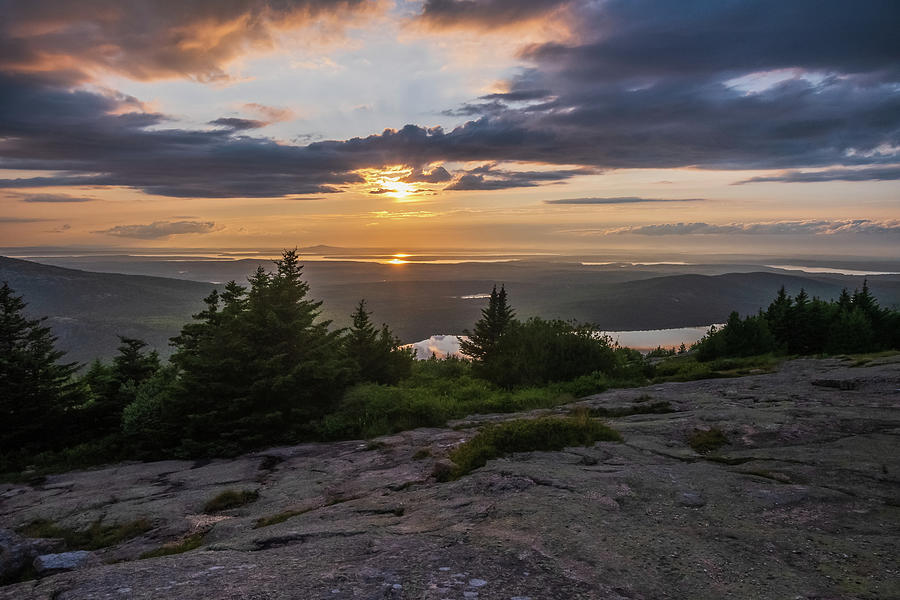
[317,370,584,440]
[202,489,259,513]
[484,318,618,387]
[448,415,622,478]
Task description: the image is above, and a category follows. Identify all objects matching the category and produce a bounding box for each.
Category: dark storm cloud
[735,166,900,184]
[96,220,218,239]
[445,164,591,190]
[418,0,571,29]
[605,220,900,236]
[434,0,900,170]
[0,73,366,197]
[545,197,703,205]
[0,0,375,83]
[538,1,898,81]
[20,193,94,203]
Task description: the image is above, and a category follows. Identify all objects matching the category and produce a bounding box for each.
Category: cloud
[545,197,703,205]
[1,2,898,199]
[417,0,572,30]
[96,220,218,239]
[20,193,94,202]
[0,0,377,83]
[0,217,51,223]
[209,118,269,131]
[446,163,591,190]
[603,220,900,236]
[479,90,553,102]
[735,165,900,184]
[242,103,295,123]
[402,166,452,183]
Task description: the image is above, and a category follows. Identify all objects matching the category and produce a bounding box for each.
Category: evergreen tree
[344,300,413,385]
[765,285,792,349]
[81,337,160,438]
[459,285,515,363]
[162,249,348,456]
[0,282,80,455]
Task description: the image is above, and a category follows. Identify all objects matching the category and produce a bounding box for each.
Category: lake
[405,325,721,359]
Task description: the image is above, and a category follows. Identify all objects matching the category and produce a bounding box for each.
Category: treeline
[3,251,898,474]
[2,250,637,471]
[695,283,900,360]
[1,250,415,468]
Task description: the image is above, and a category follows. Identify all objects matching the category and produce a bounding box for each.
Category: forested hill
[2,255,899,366]
[0,256,214,365]
[552,271,900,330]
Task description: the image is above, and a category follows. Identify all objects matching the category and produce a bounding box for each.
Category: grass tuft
[202,489,259,513]
[448,414,621,479]
[687,428,729,454]
[253,508,311,529]
[139,532,205,559]
[18,518,153,550]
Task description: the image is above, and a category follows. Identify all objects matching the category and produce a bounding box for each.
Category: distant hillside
[3,256,899,365]
[0,257,216,365]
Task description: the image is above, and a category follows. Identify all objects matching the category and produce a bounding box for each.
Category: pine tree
[0,282,80,455]
[459,285,515,363]
[344,299,413,385]
[81,337,160,438]
[766,285,792,349]
[163,249,348,455]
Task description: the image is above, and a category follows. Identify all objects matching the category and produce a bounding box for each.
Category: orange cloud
[0,1,382,83]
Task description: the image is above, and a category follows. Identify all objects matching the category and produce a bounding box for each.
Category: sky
[1,0,898,257]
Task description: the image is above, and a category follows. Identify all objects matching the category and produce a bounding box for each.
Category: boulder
[33,551,98,575]
[0,528,63,582]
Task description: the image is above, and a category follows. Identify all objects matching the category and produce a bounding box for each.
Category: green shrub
[19,518,153,550]
[317,375,582,441]
[140,532,205,558]
[652,354,779,382]
[687,428,729,454]
[202,489,259,513]
[448,415,622,478]
[482,318,618,387]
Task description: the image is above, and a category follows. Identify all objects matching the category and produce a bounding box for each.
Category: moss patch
[687,428,729,454]
[448,415,621,479]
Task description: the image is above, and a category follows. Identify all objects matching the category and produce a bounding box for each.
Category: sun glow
[357,165,420,201]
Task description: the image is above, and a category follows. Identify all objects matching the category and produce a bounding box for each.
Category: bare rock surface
[1,356,899,599]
